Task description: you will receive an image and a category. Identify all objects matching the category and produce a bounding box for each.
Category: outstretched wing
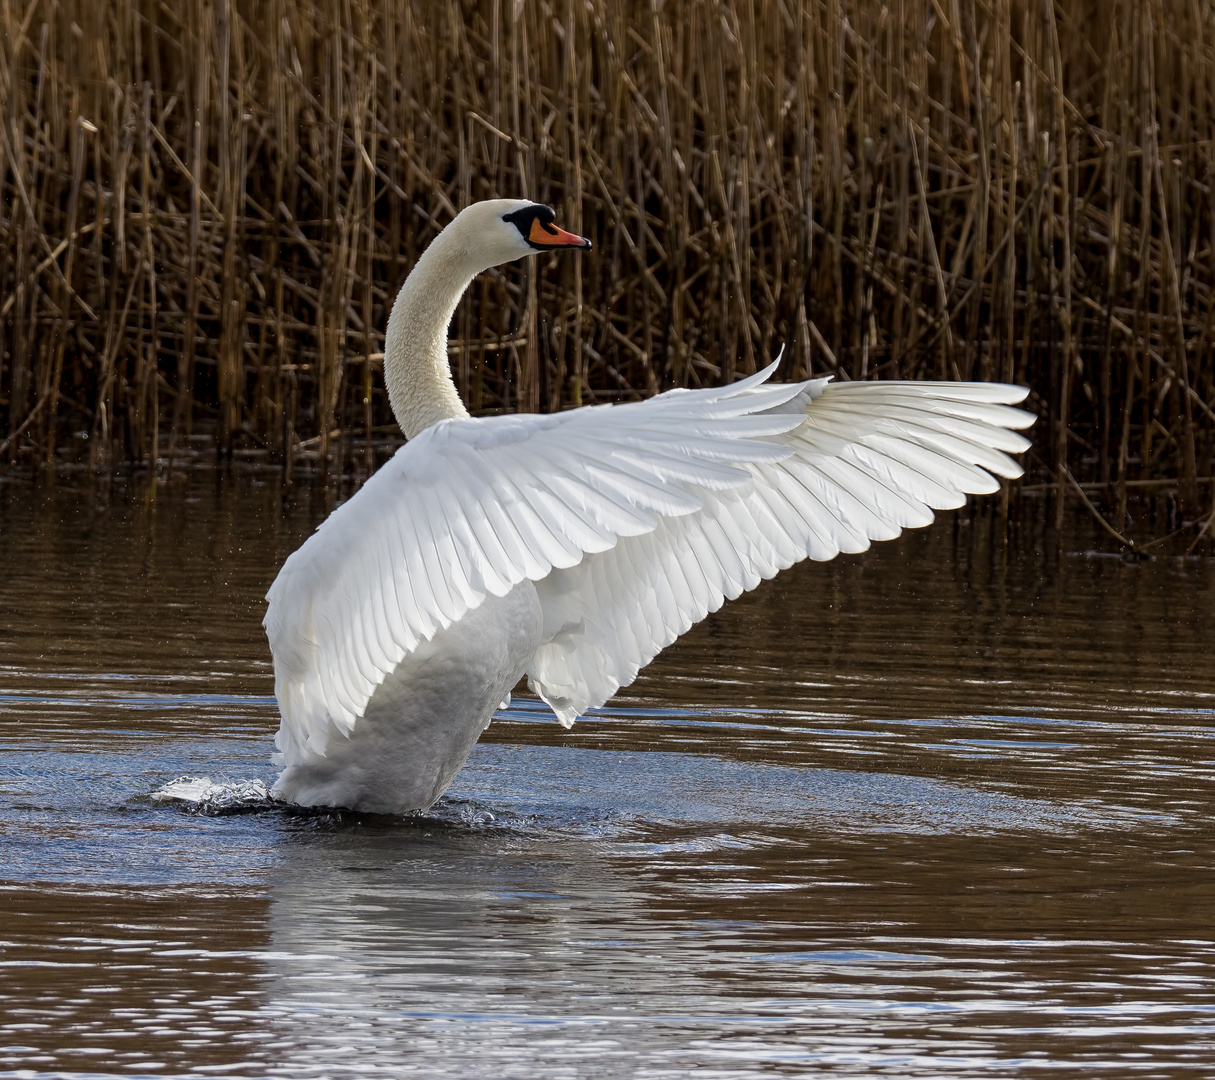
[264,363,813,760]
[265,364,1034,758]
[524,378,1034,725]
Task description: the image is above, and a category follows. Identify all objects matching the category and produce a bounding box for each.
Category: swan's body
[265,198,1035,814]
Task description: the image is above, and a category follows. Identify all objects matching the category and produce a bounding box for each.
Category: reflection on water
[1,474,1213,1077]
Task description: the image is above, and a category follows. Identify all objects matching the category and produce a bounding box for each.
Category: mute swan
[264,198,1034,814]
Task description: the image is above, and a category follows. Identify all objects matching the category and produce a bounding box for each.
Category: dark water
[1,474,1213,1078]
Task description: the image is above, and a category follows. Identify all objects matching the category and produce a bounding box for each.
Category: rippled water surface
[1,475,1213,1078]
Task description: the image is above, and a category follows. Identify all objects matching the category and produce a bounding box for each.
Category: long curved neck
[383,228,476,439]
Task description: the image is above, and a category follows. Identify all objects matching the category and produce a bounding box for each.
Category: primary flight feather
[264,198,1034,814]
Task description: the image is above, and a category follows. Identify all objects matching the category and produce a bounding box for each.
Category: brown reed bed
[1,0,1213,547]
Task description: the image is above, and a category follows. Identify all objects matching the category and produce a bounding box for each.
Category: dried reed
[1,0,1213,539]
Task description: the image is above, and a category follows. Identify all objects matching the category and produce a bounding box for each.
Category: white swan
[264,198,1034,814]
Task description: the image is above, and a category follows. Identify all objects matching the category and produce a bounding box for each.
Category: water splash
[152,775,276,813]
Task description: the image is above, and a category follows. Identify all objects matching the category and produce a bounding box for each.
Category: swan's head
[447,198,591,273]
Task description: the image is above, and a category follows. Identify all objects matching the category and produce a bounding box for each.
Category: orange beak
[528,217,592,249]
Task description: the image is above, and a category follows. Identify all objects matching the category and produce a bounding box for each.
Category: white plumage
[264,199,1034,814]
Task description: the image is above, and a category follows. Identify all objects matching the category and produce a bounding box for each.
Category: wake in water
[150,775,513,829]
